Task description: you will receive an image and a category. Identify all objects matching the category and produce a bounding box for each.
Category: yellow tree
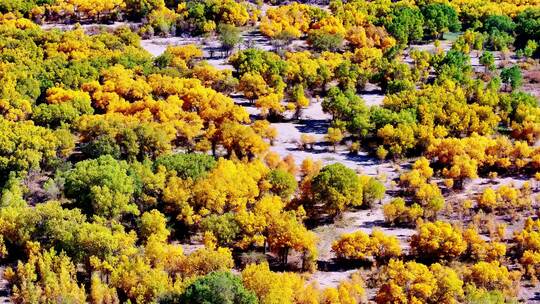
[238,73,270,103]
[4,246,87,304]
[409,221,467,261]
[267,211,317,269]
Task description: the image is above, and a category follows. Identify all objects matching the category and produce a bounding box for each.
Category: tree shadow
[234,101,255,108]
[285,147,331,154]
[344,153,377,166]
[358,88,384,96]
[317,259,372,272]
[530,291,540,301]
[358,219,386,229]
[295,119,330,135]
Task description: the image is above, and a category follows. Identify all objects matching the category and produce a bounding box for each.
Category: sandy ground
[40,21,140,32]
[140,29,306,58]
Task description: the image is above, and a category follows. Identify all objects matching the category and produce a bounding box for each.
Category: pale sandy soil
[140,29,305,56]
[40,21,140,32]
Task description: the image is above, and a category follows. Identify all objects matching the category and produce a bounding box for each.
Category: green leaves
[63,155,138,219]
[421,3,461,39]
[310,163,363,217]
[154,153,216,180]
[179,271,258,304]
[0,118,61,178]
[385,6,424,46]
[322,87,371,136]
[500,65,523,91]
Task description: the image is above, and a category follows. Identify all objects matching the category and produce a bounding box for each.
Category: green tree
[385,6,424,46]
[0,0,43,14]
[479,51,495,73]
[310,163,363,217]
[179,271,258,304]
[360,176,385,207]
[421,3,461,39]
[322,87,371,136]
[335,60,361,91]
[63,155,138,219]
[0,118,62,181]
[435,50,472,84]
[500,66,523,91]
[124,0,164,20]
[218,24,243,57]
[307,30,344,52]
[523,40,538,58]
[154,153,216,180]
[267,169,298,200]
[200,213,241,246]
[515,8,540,48]
[483,15,515,34]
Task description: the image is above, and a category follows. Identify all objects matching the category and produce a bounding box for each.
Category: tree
[332,230,371,260]
[463,227,506,262]
[4,247,87,304]
[434,50,472,84]
[464,262,520,297]
[500,66,523,91]
[483,15,516,35]
[154,153,216,180]
[375,259,463,304]
[320,272,365,304]
[477,188,498,212]
[332,229,401,263]
[385,6,424,46]
[241,262,315,304]
[238,73,269,103]
[181,271,257,304]
[140,209,170,243]
[479,51,495,73]
[200,213,241,246]
[410,49,432,82]
[522,40,538,58]
[267,169,298,200]
[322,87,370,136]
[326,127,343,152]
[218,122,269,159]
[174,247,234,278]
[218,24,243,57]
[310,163,363,217]
[307,30,343,52]
[63,155,138,219]
[259,3,313,39]
[290,85,309,119]
[0,118,62,178]
[383,198,424,226]
[421,3,461,39]
[409,221,467,261]
[515,8,540,48]
[359,175,385,207]
[256,93,285,119]
[376,123,417,158]
[267,211,317,268]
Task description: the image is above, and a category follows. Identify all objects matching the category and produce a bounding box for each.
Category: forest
[0,0,539,303]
